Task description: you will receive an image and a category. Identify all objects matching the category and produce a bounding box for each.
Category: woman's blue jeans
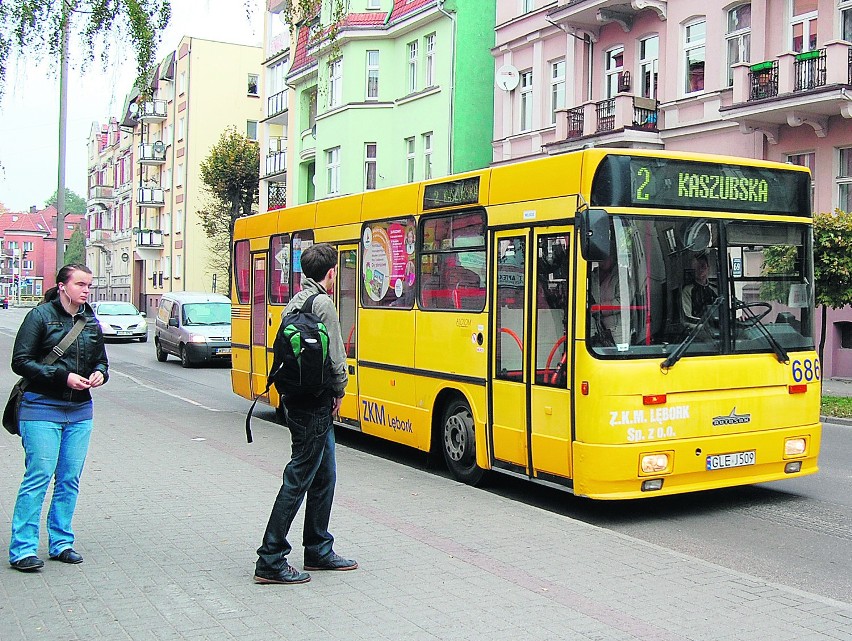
[9,419,93,562]
[256,402,336,572]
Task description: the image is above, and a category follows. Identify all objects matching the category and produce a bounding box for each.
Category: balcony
[138,142,167,165]
[89,229,113,243]
[267,89,288,122]
[268,181,287,211]
[137,187,165,208]
[721,41,852,143]
[547,0,667,37]
[548,93,661,153]
[265,150,287,177]
[138,100,168,121]
[88,185,114,208]
[136,229,163,247]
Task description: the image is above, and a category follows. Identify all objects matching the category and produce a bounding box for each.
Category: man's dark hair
[300,243,337,281]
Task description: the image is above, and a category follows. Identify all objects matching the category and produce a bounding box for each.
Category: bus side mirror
[576,208,611,262]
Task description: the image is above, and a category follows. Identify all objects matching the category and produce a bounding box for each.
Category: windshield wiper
[733,299,789,364]
[661,296,723,370]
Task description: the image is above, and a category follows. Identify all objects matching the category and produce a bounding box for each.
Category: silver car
[91,301,149,342]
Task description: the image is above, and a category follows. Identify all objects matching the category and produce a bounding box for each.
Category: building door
[490,227,574,482]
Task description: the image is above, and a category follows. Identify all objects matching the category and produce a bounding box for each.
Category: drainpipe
[437,0,456,175]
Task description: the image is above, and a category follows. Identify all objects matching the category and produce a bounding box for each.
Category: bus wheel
[442,398,484,485]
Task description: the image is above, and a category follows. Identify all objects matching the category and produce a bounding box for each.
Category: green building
[280,0,496,205]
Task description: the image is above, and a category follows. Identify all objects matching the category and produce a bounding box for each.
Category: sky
[0,0,264,213]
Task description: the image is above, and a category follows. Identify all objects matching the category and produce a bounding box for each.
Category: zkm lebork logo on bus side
[362,400,413,433]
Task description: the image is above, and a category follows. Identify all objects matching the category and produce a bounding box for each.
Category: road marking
[111,369,227,412]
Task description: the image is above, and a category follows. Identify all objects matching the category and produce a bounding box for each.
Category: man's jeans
[10,419,93,562]
[256,402,336,572]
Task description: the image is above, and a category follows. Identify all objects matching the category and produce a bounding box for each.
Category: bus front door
[490,228,573,483]
[335,246,359,425]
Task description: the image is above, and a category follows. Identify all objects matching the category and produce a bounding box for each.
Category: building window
[163,212,171,235]
[519,70,533,132]
[523,0,534,11]
[175,254,182,278]
[327,147,341,195]
[792,0,818,52]
[550,59,565,125]
[163,256,171,278]
[176,163,184,187]
[423,132,433,179]
[838,148,852,212]
[329,58,342,107]
[789,151,816,207]
[179,71,186,95]
[842,0,852,41]
[605,46,624,98]
[365,143,377,191]
[639,35,659,98]
[425,33,436,87]
[247,120,258,141]
[366,50,379,100]
[406,137,415,183]
[177,117,185,141]
[684,19,706,94]
[367,0,380,7]
[248,73,259,96]
[175,208,183,234]
[726,5,751,87]
[407,41,418,93]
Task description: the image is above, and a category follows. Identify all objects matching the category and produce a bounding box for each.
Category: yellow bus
[232,149,820,499]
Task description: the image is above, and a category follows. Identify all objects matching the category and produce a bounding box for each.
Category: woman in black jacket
[8,264,109,572]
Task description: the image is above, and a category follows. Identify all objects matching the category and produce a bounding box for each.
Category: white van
[154,292,232,367]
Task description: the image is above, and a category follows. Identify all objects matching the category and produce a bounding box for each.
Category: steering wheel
[734,300,772,326]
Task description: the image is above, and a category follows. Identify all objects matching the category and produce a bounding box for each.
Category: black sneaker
[254,563,311,584]
[304,552,358,571]
[50,548,83,564]
[10,556,45,572]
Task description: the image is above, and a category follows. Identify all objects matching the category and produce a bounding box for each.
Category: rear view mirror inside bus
[576,208,611,262]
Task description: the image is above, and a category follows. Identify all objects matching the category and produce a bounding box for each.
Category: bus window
[292,231,314,294]
[419,211,486,311]
[339,249,358,358]
[269,233,291,305]
[536,235,569,386]
[361,217,416,308]
[233,240,250,304]
[496,237,525,381]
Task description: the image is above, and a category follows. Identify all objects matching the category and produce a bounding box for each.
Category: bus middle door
[490,228,574,483]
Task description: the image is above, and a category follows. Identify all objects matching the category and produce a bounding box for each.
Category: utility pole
[55,0,72,273]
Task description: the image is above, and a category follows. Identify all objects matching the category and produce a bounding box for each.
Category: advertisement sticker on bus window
[362,217,416,308]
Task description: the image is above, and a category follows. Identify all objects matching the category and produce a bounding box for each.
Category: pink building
[493,0,852,377]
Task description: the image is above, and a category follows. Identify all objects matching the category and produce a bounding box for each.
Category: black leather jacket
[11,298,109,402]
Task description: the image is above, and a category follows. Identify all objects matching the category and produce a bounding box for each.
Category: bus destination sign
[590,155,811,217]
[423,177,480,210]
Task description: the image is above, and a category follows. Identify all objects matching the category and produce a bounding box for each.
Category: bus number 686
[791,358,820,383]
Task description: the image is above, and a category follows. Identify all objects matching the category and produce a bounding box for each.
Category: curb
[820,414,852,426]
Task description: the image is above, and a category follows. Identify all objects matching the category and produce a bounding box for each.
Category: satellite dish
[152,141,165,154]
[128,102,139,116]
[495,65,520,91]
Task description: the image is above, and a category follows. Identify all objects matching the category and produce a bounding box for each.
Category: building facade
[266,0,496,206]
[494,0,852,377]
[88,37,263,313]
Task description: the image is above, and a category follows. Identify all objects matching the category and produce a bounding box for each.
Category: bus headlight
[640,453,670,474]
[784,437,807,457]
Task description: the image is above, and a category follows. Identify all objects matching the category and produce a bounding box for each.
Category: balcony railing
[794,49,827,91]
[268,182,287,211]
[265,150,287,176]
[137,188,165,207]
[88,185,114,202]
[632,96,658,131]
[596,98,616,132]
[566,106,584,139]
[136,229,163,247]
[749,60,779,100]
[138,143,167,164]
[89,229,113,243]
[267,90,287,118]
[138,100,167,121]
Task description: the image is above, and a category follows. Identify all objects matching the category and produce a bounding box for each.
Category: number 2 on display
[791,358,820,383]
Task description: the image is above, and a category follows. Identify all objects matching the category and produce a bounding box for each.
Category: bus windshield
[587,216,814,359]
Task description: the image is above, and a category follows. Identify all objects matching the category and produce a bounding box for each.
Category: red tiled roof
[289,24,316,75]
[389,0,435,22]
[341,12,388,26]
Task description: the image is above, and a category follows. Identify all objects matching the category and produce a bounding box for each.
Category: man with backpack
[254,243,355,585]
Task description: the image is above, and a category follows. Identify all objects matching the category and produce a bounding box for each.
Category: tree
[46,187,86,214]
[0,1,171,100]
[64,226,85,265]
[198,126,259,292]
[812,209,852,362]
[197,197,232,295]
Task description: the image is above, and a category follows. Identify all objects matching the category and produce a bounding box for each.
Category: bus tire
[441,397,484,485]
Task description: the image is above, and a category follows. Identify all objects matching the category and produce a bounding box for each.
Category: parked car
[154,292,231,367]
[91,301,148,342]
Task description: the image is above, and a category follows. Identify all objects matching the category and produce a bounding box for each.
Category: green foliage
[46,187,86,214]
[821,396,852,418]
[813,209,852,309]
[759,245,798,303]
[198,126,259,291]
[64,226,85,265]
[280,0,345,48]
[0,0,171,99]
